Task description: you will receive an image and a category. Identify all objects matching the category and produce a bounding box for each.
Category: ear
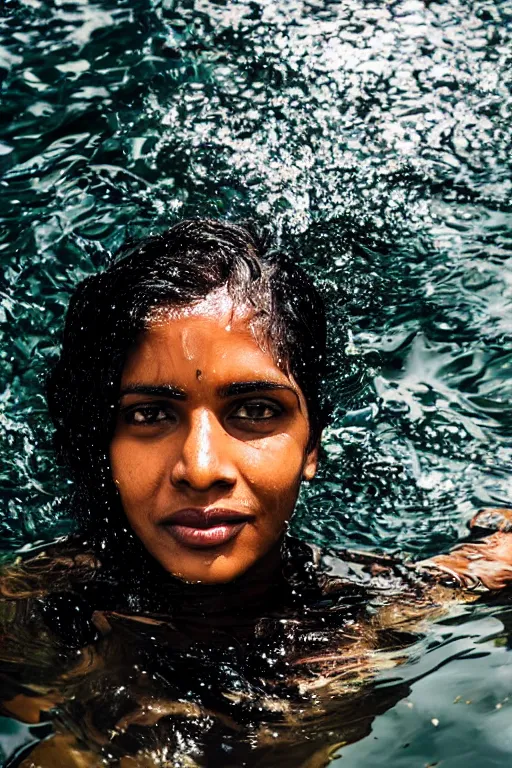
[302,441,320,481]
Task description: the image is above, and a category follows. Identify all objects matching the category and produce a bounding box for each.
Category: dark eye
[231,400,282,421]
[123,404,176,426]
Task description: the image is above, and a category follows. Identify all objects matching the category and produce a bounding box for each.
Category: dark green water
[0,0,511,765]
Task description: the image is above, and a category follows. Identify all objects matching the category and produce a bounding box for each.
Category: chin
[146,543,252,584]
[144,529,262,585]
[166,560,249,585]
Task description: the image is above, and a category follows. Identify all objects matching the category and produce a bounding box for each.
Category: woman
[1,219,512,767]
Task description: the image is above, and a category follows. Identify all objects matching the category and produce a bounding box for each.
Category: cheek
[243,435,305,508]
[110,438,166,507]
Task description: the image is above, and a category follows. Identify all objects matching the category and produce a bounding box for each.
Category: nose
[170,409,237,492]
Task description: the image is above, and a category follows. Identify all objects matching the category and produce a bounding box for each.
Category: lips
[160,508,253,549]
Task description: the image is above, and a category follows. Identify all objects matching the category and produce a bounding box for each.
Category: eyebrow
[119,381,297,401]
[119,384,187,400]
[217,381,296,398]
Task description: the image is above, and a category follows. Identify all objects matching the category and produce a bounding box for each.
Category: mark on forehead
[196,369,202,381]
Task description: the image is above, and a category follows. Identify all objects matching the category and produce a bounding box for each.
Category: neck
[165,538,287,620]
[98,533,289,622]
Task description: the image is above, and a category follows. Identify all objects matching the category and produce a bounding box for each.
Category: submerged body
[2,513,512,768]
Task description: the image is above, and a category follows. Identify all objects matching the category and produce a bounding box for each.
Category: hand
[418,509,512,591]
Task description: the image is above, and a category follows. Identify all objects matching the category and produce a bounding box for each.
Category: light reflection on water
[341,604,512,767]
[0,0,511,764]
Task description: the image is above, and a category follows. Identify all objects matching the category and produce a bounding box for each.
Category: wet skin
[110,299,318,584]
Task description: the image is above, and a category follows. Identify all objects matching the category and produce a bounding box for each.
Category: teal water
[0,0,511,765]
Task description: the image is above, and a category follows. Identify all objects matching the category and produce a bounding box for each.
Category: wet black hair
[46,219,328,538]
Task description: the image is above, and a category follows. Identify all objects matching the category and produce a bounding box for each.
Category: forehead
[121,301,289,387]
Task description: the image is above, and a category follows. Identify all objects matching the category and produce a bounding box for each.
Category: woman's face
[110,294,318,584]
